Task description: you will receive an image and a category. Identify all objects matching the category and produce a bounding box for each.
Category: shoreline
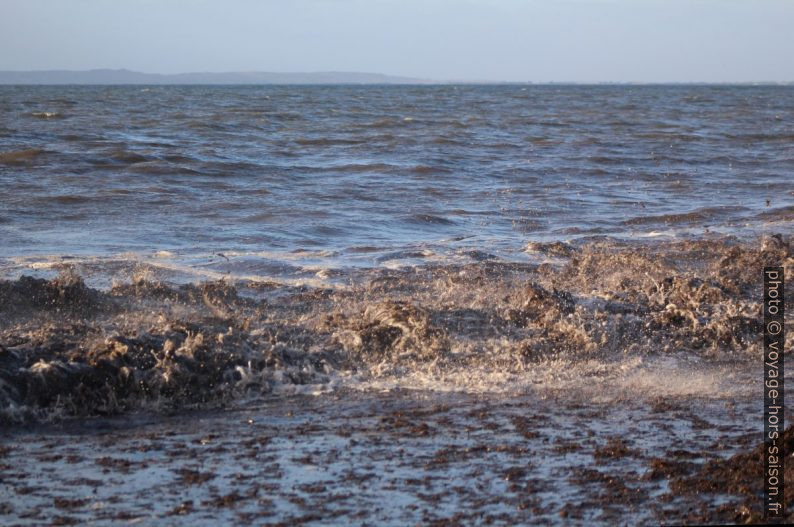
[0,389,787,525]
[1,233,790,424]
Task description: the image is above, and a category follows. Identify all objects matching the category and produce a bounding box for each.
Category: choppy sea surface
[1,85,792,525]
[1,84,792,284]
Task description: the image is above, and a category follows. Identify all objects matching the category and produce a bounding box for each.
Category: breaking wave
[1,235,791,424]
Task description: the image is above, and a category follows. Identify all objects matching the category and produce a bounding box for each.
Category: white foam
[345,354,757,401]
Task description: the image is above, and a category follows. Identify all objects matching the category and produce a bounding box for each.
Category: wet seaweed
[0,235,791,423]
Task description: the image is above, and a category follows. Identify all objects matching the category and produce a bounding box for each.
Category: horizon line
[0,68,792,85]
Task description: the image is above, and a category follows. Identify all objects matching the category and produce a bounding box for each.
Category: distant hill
[0,69,432,85]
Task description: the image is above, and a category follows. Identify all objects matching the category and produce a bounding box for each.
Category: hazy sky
[1,0,793,82]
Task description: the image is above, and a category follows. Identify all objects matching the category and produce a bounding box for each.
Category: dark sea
[1,85,792,283]
[0,85,792,525]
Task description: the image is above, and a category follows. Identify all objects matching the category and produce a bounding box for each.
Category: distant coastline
[0,69,791,85]
[0,69,433,85]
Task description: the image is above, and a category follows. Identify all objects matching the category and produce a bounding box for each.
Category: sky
[1,0,793,83]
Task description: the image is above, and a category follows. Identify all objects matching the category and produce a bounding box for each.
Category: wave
[30,111,63,119]
[109,149,152,164]
[0,148,45,166]
[404,213,456,226]
[325,162,396,173]
[724,133,794,143]
[1,234,790,424]
[294,137,368,146]
[124,161,201,176]
[754,205,794,221]
[408,164,451,174]
[622,206,749,226]
[47,194,99,205]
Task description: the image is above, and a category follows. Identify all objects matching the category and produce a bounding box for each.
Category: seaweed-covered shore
[0,234,792,524]
[0,390,790,525]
